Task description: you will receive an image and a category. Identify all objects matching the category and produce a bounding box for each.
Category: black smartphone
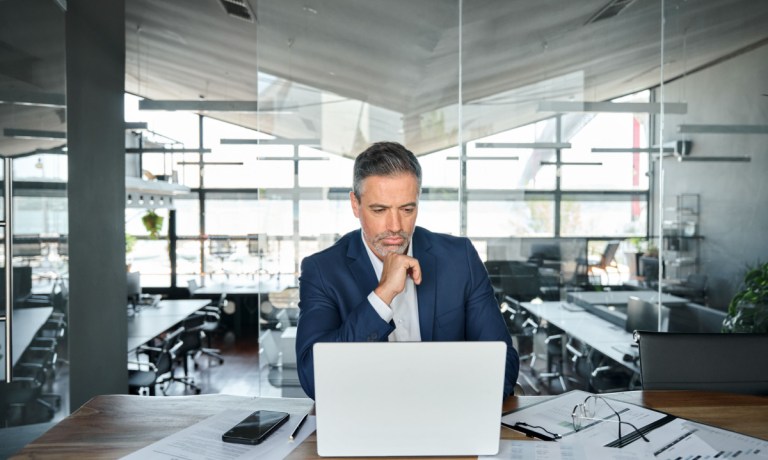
[221,410,290,445]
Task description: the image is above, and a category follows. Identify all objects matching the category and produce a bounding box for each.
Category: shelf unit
[662,193,702,279]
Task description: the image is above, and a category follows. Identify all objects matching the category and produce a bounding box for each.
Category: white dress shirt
[362,232,421,342]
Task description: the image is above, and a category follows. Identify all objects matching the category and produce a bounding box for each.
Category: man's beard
[371,231,410,258]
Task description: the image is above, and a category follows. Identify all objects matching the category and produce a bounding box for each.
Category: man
[295,141,519,399]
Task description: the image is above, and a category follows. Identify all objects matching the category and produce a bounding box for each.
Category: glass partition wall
[0,0,69,428]
[122,0,768,399]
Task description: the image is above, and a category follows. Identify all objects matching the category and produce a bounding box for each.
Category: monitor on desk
[126,271,141,306]
[626,296,669,333]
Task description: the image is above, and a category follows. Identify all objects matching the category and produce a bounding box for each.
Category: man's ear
[350,191,361,218]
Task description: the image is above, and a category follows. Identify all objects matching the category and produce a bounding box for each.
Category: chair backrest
[599,241,620,268]
[636,331,768,395]
[500,261,541,302]
[625,297,669,333]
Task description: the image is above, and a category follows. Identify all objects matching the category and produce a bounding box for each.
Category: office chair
[0,370,56,426]
[194,293,226,365]
[500,297,541,393]
[155,325,203,394]
[534,325,568,393]
[576,241,621,286]
[259,299,281,330]
[635,331,768,395]
[128,330,182,396]
[496,261,542,302]
[483,260,507,303]
[562,338,634,393]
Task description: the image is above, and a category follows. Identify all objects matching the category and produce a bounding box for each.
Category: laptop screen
[313,341,506,457]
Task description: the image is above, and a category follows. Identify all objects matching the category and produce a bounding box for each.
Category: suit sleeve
[462,239,520,398]
[295,255,394,399]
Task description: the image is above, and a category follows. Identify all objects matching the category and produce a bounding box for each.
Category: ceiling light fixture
[446,156,519,160]
[139,100,261,112]
[4,128,66,140]
[0,90,66,108]
[476,142,572,149]
[220,138,321,145]
[677,124,768,134]
[538,101,687,114]
[591,147,674,153]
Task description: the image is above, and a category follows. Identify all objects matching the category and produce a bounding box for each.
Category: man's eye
[372,208,385,214]
[402,207,415,214]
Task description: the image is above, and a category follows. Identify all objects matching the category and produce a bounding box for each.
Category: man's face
[350,173,419,260]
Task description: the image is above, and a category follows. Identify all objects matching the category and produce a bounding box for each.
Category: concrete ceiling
[1,0,768,157]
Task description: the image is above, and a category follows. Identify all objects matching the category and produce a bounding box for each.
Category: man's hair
[352,141,422,201]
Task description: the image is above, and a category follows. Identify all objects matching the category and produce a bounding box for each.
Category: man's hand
[374,253,422,305]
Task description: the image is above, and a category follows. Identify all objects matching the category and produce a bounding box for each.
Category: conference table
[126,299,212,353]
[11,391,768,459]
[191,276,298,337]
[0,306,54,380]
[521,300,640,373]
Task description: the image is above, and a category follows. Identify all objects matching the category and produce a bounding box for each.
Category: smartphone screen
[222,410,290,445]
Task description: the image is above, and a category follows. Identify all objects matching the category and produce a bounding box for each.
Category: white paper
[481,440,653,460]
[120,409,316,460]
[501,390,768,459]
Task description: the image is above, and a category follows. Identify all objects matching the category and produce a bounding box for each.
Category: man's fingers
[408,260,422,285]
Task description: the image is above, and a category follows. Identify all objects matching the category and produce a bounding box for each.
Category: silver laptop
[313,341,506,457]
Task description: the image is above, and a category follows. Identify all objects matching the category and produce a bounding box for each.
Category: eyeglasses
[572,395,650,447]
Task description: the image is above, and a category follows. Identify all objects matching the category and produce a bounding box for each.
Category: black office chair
[635,331,768,395]
[496,261,542,303]
[194,293,226,365]
[0,371,56,426]
[567,341,634,393]
[534,325,568,393]
[128,329,182,396]
[500,297,541,393]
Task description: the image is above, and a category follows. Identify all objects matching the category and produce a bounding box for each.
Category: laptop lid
[313,341,506,457]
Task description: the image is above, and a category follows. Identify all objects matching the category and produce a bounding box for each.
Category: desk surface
[192,277,298,296]
[12,391,768,459]
[521,301,639,373]
[126,299,211,352]
[0,306,53,379]
[568,290,688,307]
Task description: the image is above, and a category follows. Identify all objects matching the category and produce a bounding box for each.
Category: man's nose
[386,210,402,232]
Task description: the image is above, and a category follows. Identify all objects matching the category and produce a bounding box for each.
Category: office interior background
[1,0,767,435]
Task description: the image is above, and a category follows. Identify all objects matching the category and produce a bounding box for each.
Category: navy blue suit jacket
[295,227,519,399]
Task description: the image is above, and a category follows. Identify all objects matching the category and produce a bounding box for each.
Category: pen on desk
[289,413,309,441]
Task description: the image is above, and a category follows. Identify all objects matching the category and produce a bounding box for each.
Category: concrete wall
[655,44,768,309]
[67,0,127,410]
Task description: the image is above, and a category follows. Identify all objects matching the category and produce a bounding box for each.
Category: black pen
[504,422,560,441]
[289,413,309,441]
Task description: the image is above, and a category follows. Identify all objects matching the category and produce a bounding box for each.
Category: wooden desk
[126,299,211,353]
[12,391,768,459]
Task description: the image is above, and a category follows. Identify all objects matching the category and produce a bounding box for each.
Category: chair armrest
[544,334,562,344]
[128,360,157,372]
[591,365,613,378]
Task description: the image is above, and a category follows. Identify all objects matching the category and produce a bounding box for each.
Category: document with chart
[502,390,768,459]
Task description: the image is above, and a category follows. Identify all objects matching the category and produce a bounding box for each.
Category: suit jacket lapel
[414,227,436,341]
[346,230,379,297]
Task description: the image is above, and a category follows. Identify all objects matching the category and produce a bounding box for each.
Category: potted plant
[722,262,768,333]
[142,210,164,239]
